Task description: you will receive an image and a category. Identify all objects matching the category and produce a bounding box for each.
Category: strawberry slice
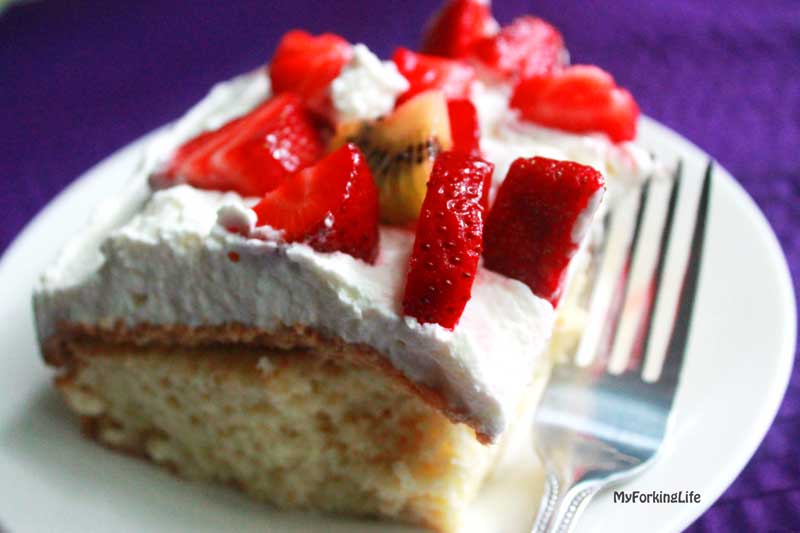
[510,65,639,142]
[253,143,380,263]
[483,156,605,306]
[447,99,491,210]
[421,0,498,58]
[161,115,248,192]
[269,30,353,116]
[393,48,476,106]
[403,151,493,329]
[471,16,566,80]
[447,98,481,156]
[157,94,324,197]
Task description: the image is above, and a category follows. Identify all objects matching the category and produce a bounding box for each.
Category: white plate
[0,117,795,533]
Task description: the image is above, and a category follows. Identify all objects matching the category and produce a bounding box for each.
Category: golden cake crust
[43,321,492,444]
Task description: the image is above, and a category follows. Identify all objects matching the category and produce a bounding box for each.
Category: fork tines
[573,159,713,388]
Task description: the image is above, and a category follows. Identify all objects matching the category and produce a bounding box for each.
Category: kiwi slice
[332,91,453,225]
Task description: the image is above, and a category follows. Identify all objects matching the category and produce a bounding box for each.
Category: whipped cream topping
[572,188,605,245]
[331,44,409,122]
[34,44,652,441]
[36,184,554,439]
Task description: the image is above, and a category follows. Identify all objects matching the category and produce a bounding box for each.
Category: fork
[530,160,713,533]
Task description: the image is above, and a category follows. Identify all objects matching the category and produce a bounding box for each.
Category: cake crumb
[256,356,274,375]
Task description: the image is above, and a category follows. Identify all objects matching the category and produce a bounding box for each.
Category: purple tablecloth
[1,0,798,530]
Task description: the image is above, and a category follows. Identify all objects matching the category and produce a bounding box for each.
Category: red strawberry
[471,16,566,80]
[253,143,379,263]
[447,98,481,156]
[510,65,639,142]
[447,99,491,209]
[421,0,498,58]
[158,116,248,192]
[483,156,605,306]
[157,94,324,196]
[269,30,353,116]
[403,151,493,329]
[393,48,476,106]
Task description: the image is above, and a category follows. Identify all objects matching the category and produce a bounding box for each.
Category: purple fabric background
[1,0,798,530]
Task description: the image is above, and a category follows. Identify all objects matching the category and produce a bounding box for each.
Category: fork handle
[531,472,603,533]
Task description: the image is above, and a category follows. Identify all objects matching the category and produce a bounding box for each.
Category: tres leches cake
[34,1,653,531]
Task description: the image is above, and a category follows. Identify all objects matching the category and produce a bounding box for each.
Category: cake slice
[33,3,654,531]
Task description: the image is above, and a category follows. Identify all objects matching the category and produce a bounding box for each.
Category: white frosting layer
[34,45,652,441]
[331,44,408,122]
[572,188,605,245]
[36,184,554,439]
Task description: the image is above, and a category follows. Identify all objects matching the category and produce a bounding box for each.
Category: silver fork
[530,160,713,533]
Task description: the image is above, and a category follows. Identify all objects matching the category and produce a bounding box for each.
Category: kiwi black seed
[349,124,442,186]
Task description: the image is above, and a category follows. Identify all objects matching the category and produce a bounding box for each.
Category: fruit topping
[421,0,498,58]
[154,93,324,197]
[483,156,605,305]
[269,30,353,117]
[253,143,380,262]
[332,91,453,225]
[446,99,490,209]
[403,151,493,329]
[510,65,639,142]
[471,16,566,80]
[447,98,481,157]
[392,48,476,106]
